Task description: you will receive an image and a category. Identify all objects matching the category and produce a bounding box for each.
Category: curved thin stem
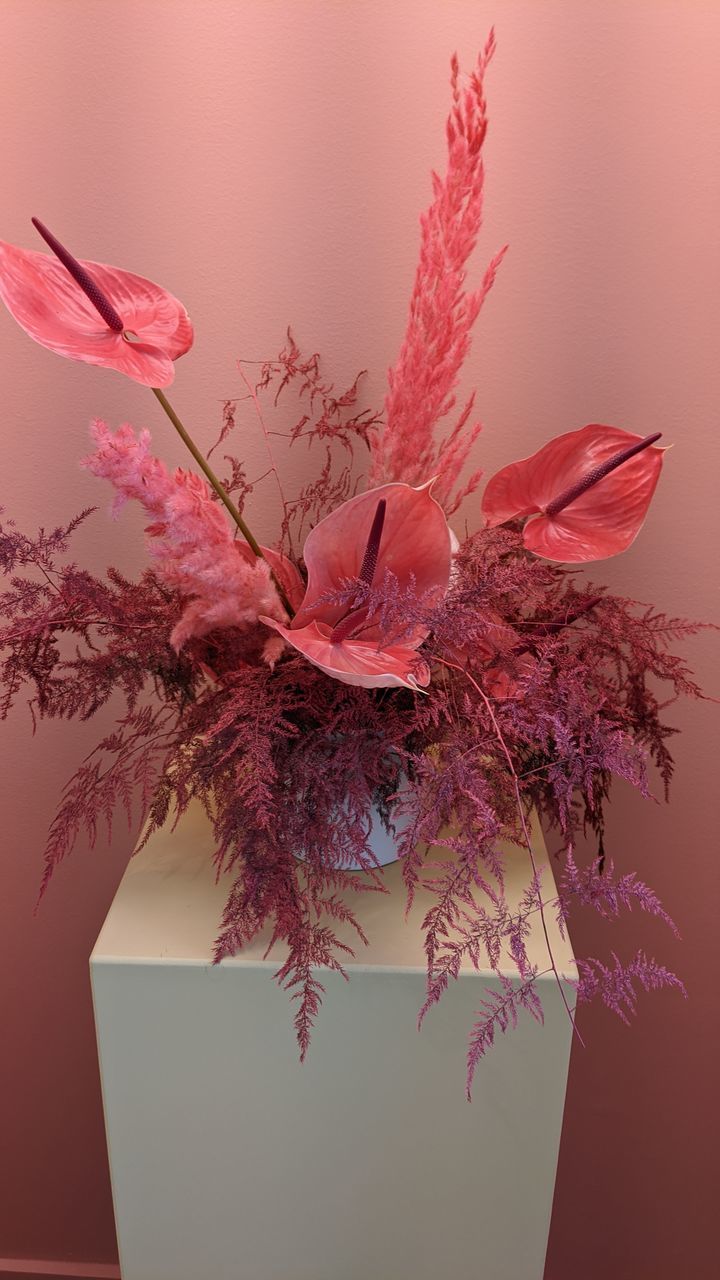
[235,364,290,538]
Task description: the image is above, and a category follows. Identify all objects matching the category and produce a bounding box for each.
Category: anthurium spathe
[261,481,453,690]
[0,218,193,386]
[481,424,665,562]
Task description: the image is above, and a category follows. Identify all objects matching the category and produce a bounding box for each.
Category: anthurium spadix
[481,424,665,562]
[0,218,193,386]
[261,481,453,690]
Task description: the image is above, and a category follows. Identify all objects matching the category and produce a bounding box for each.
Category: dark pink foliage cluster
[0,361,703,1090]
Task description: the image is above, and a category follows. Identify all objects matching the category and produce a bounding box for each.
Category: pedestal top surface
[92,800,575,977]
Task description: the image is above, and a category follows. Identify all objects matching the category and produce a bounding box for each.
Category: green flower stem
[151,387,293,617]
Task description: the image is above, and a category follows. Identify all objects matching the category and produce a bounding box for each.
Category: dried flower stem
[151,388,293,616]
[235,364,290,527]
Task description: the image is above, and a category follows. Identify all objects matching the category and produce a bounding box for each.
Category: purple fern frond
[574,951,686,1025]
[466,972,545,1099]
[559,849,679,935]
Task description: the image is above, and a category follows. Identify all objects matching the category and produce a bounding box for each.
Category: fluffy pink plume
[83,419,284,649]
[369,32,506,513]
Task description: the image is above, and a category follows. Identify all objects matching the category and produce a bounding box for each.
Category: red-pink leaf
[293,479,452,636]
[482,424,665,562]
[0,238,193,387]
[259,479,452,689]
[259,619,431,691]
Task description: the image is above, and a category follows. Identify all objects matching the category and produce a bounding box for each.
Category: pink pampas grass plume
[369,32,506,513]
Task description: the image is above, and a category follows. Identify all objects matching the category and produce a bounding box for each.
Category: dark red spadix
[32,217,125,332]
[482,424,666,562]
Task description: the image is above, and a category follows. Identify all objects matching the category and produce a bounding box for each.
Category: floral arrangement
[0,37,705,1095]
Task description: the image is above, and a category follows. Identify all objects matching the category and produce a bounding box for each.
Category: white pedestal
[91,803,575,1280]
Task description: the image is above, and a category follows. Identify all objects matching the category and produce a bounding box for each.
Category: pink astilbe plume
[369,33,507,512]
[84,419,285,649]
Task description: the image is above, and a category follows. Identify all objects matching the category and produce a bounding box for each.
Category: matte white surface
[91,802,575,1280]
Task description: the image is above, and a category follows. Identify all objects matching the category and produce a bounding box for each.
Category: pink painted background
[1,2,718,1277]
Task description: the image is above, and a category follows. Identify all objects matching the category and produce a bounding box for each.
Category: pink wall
[1,2,717,1275]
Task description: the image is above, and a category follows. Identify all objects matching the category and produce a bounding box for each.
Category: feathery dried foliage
[213,328,382,559]
[0,42,709,1091]
[1,493,705,1088]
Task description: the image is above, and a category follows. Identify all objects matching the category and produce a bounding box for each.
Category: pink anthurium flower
[0,218,193,386]
[481,424,665,562]
[261,481,453,690]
